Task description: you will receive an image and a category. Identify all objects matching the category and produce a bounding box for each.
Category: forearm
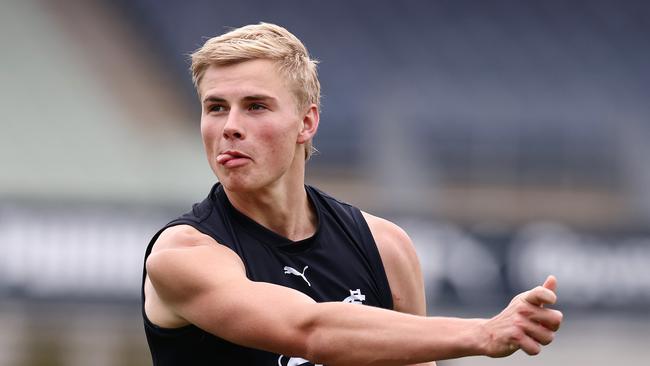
[304,302,485,365]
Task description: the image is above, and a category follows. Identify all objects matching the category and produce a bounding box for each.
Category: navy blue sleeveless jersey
[142,183,393,365]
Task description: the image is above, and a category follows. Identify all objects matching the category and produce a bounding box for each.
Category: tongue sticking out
[216,153,234,164]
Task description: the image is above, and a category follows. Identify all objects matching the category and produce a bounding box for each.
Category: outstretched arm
[146,225,563,365]
[363,213,562,363]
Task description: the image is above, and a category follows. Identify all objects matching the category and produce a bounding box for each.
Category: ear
[296,104,319,144]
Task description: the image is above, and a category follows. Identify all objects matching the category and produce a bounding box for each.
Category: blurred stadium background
[1,0,649,365]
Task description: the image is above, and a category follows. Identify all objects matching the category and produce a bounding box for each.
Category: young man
[142,23,562,365]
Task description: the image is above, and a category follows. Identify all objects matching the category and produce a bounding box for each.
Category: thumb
[524,275,558,307]
[542,275,557,293]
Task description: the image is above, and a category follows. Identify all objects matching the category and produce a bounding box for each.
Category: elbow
[301,324,350,366]
[295,313,333,365]
[293,321,387,366]
[302,329,329,366]
[297,305,363,365]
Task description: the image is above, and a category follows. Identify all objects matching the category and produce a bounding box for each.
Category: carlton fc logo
[277,355,322,366]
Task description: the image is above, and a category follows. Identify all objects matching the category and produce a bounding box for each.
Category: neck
[224,176,317,242]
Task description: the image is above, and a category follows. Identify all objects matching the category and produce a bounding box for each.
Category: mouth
[217,150,252,167]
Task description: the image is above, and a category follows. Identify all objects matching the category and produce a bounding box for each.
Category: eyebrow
[202,94,277,104]
[202,96,226,104]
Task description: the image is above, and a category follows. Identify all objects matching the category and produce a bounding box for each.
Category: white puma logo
[283,265,311,287]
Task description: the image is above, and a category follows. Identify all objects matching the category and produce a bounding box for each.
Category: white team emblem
[277,355,322,366]
[342,289,366,304]
[283,265,311,287]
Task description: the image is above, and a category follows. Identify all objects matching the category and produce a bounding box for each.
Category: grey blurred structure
[1,0,649,365]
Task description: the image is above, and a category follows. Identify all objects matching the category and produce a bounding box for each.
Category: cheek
[200,119,219,148]
[260,125,295,155]
[272,137,301,171]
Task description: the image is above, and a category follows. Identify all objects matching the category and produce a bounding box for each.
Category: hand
[480,275,563,357]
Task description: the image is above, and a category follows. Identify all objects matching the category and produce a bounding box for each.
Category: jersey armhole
[351,210,395,310]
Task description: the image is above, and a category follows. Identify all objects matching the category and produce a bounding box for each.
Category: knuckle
[548,321,560,332]
[511,330,524,343]
[522,341,542,356]
[540,332,554,345]
[551,311,563,329]
[512,316,525,329]
[517,296,529,307]
[520,306,534,317]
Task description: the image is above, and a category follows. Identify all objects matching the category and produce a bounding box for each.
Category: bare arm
[363,213,563,359]
[146,225,562,365]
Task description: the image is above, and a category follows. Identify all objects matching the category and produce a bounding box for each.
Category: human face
[198,59,316,192]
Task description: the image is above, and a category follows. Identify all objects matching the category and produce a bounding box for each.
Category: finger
[531,308,563,332]
[524,286,557,306]
[523,320,555,346]
[542,275,557,293]
[517,334,542,356]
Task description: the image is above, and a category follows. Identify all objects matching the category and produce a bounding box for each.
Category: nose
[222,109,245,140]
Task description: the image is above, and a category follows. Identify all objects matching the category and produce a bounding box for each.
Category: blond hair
[190,22,320,160]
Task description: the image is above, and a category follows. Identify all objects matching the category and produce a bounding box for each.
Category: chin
[217,174,262,193]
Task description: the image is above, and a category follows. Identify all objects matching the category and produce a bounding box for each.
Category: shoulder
[143,225,247,329]
[361,212,426,315]
[361,212,418,267]
[151,224,215,252]
[147,225,245,295]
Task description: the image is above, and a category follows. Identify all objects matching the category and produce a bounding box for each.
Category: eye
[207,104,226,113]
[248,103,267,111]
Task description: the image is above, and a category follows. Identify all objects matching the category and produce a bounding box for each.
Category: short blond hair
[190,23,320,160]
